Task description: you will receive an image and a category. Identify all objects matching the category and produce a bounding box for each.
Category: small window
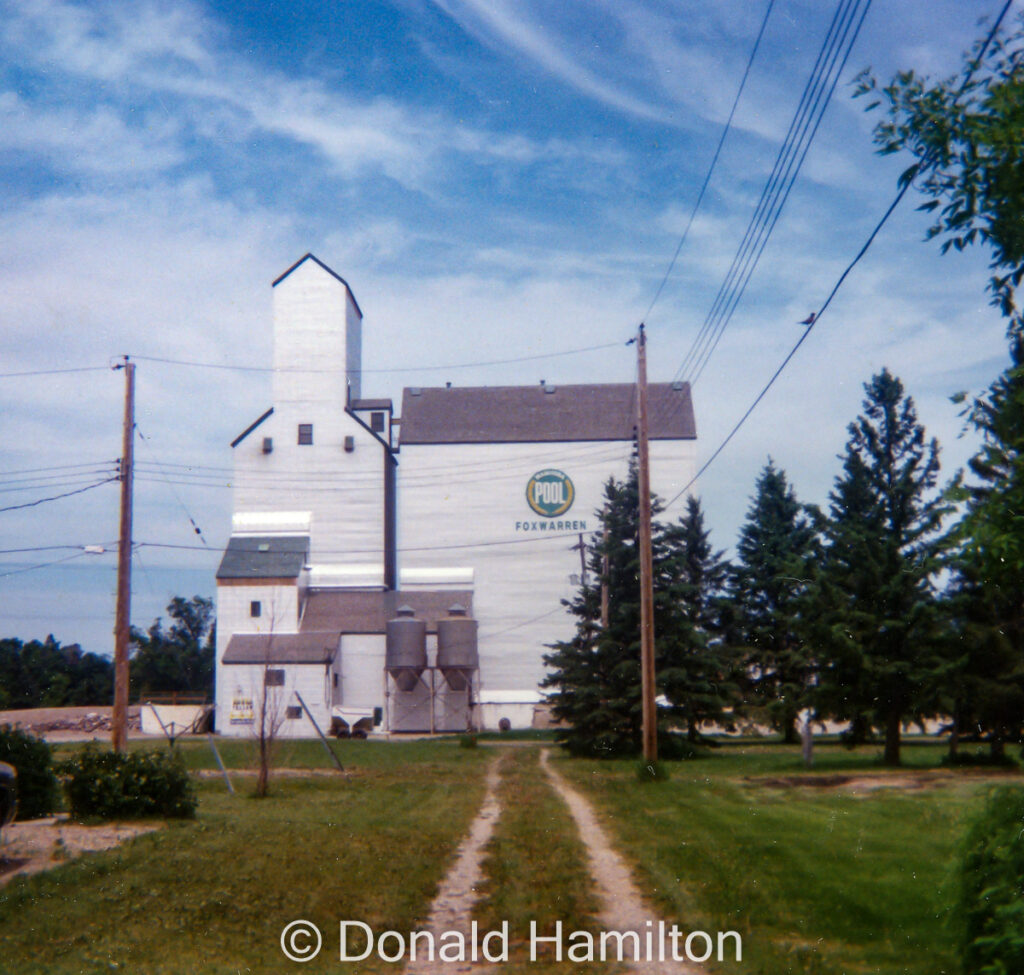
[265,669,285,687]
[370,411,385,433]
[285,705,302,719]
[333,673,339,687]
[250,600,261,618]
[297,423,313,445]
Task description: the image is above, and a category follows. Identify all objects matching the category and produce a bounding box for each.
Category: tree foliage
[660,495,738,740]
[0,636,113,709]
[944,339,1024,757]
[855,16,1024,335]
[130,595,215,699]
[812,370,948,765]
[730,460,819,743]
[542,472,734,757]
[859,16,1024,760]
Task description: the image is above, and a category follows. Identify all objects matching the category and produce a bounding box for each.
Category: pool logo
[526,469,575,518]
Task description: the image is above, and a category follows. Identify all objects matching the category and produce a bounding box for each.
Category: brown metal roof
[350,398,393,411]
[300,590,474,635]
[222,632,338,665]
[398,382,695,445]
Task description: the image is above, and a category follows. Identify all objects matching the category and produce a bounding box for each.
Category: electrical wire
[641,0,777,326]
[0,477,119,513]
[0,551,92,578]
[673,0,871,389]
[136,426,208,546]
[0,366,111,379]
[127,341,622,376]
[662,0,1015,511]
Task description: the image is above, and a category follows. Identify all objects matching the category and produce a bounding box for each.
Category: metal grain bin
[386,605,427,692]
[437,604,478,690]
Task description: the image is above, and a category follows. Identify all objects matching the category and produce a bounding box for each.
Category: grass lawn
[473,746,600,974]
[558,739,1017,974]
[3,736,1017,974]
[0,739,491,975]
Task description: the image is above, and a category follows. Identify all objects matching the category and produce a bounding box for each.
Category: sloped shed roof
[300,590,474,635]
[216,535,309,580]
[221,632,337,664]
[398,382,695,444]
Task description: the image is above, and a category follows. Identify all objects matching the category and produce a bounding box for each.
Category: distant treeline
[0,596,215,710]
[0,636,113,709]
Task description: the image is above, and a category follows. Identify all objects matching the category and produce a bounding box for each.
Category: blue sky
[0,0,1016,657]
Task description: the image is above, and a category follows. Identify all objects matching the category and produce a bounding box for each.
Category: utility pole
[112,356,135,753]
[635,324,657,763]
[570,533,588,588]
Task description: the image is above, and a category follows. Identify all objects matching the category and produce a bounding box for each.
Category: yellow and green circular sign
[526,469,575,517]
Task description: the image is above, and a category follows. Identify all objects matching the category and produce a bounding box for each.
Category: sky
[0,0,1017,658]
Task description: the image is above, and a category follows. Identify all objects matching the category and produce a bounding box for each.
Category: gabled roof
[222,632,337,665]
[300,590,474,635]
[230,407,273,448]
[271,253,363,319]
[216,535,309,580]
[398,382,695,445]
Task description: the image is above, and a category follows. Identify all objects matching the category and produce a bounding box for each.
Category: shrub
[0,725,59,820]
[958,786,1024,974]
[58,745,196,820]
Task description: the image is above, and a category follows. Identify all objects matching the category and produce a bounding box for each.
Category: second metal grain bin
[436,604,479,691]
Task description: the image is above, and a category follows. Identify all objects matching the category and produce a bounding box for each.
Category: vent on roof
[672,381,684,391]
[344,436,355,452]
[258,543,270,553]
[410,388,422,396]
[543,385,556,394]
[262,437,273,454]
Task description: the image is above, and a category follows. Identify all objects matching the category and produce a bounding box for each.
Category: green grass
[473,747,599,974]
[0,740,490,975]
[5,737,1015,974]
[557,740,1013,974]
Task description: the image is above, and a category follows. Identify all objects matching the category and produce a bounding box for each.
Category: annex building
[215,254,697,736]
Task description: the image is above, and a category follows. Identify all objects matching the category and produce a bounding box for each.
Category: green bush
[0,725,59,820]
[959,786,1024,974]
[58,745,196,820]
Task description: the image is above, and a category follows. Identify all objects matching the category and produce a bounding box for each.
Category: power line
[0,551,92,579]
[0,464,116,479]
[641,0,777,326]
[663,0,1015,511]
[136,426,208,546]
[127,341,621,376]
[0,477,119,513]
[0,543,116,555]
[0,366,111,379]
[673,0,871,388]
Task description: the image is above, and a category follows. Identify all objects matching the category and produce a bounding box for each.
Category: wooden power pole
[112,357,135,753]
[635,325,657,763]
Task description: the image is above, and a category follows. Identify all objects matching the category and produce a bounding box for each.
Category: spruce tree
[660,495,737,740]
[542,472,661,756]
[543,472,724,756]
[731,460,819,743]
[814,369,947,766]
[944,337,1024,759]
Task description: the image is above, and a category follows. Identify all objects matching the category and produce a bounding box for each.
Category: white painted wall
[231,400,387,566]
[218,661,333,739]
[397,439,697,699]
[272,257,359,411]
[214,582,301,734]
